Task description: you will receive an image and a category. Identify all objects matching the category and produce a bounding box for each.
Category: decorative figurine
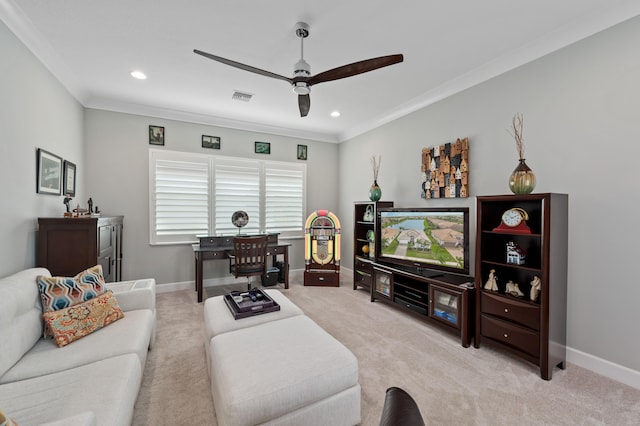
[72,204,89,216]
[506,280,524,297]
[506,241,526,265]
[530,275,541,302]
[484,269,499,291]
[88,198,93,214]
[63,196,73,213]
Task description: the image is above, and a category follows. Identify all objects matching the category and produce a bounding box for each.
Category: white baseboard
[156,276,247,294]
[567,347,640,390]
[156,268,306,294]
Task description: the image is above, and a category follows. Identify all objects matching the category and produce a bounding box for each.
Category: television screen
[377,207,470,275]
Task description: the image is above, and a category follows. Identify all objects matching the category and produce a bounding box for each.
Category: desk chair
[229,235,268,291]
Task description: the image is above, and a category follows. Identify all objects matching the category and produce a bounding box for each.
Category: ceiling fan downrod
[293,22,311,95]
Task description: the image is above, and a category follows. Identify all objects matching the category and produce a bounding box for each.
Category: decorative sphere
[361,245,370,255]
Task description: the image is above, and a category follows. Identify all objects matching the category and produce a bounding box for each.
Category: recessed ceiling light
[130,70,147,80]
[330,111,341,117]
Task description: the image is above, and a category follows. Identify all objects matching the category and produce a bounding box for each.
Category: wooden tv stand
[368,261,475,347]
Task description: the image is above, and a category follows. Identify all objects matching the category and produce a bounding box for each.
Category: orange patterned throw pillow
[42,290,125,348]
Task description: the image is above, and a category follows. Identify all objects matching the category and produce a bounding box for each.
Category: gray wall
[0,19,84,278]
[339,16,640,373]
[83,109,339,285]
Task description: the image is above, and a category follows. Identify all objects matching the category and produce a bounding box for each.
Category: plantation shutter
[151,151,209,244]
[265,164,305,236]
[150,150,306,244]
[214,158,260,235]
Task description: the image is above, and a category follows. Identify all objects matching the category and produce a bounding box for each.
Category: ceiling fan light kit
[194,22,403,117]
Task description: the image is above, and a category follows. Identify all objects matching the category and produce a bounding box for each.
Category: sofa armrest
[106,279,156,313]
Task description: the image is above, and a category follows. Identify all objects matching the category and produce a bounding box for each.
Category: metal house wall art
[421,137,469,199]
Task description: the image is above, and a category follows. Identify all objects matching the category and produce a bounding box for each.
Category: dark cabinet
[371,263,474,347]
[37,216,123,282]
[474,193,567,380]
[353,201,393,290]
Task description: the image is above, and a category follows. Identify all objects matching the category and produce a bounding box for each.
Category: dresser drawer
[481,292,540,330]
[481,315,540,359]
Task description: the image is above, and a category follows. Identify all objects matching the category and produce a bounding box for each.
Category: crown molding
[85,96,340,143]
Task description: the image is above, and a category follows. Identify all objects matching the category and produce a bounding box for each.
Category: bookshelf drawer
[482,292,539,331]
[481,314,540,358]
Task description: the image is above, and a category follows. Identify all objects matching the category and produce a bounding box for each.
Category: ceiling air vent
[231,91,253,102]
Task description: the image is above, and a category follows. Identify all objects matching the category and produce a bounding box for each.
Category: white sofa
[0,267,156,426]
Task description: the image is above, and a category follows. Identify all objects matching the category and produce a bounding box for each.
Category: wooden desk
[192,235,290,303]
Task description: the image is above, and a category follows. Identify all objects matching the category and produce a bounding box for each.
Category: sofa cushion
[0,268,50,378]
[0,309,153,384]
[0,354,141,426]
[42,290,125,348]
[210,315,360,426]
[37,265,106,313]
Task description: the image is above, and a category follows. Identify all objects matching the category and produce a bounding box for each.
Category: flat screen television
[376,207,470,276]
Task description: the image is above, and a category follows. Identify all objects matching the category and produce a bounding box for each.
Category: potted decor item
[369,155,382,201]
[508,113,536,194]
[363,204,374,222]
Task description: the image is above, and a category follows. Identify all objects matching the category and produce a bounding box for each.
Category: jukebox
[304,210,341,286]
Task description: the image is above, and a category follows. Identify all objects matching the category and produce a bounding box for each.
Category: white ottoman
[209,315,361,426]
[204,289,304,338]
[203,289,305,374]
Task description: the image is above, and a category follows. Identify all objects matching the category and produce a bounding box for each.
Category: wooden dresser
[37,216,123,282]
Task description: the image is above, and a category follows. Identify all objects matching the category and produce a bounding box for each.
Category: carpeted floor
[132,271,640,425]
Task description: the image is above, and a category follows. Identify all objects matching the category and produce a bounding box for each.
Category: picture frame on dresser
[36,148,62,195]
[63,160,76,196]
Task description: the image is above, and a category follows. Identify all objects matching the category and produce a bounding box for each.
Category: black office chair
[379,387,425,426]
[229,235,269,291]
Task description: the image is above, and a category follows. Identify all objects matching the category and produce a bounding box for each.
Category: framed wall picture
[255,141,270,154]
[36,148,62,195]
[149,125,165,145]
[63,160,76,196]
[202,135,221,149]
[297,144,307,160]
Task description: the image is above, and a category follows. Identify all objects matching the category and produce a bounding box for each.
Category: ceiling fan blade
[194,49,292,83]
[298,94,310,117]
[308,54,403,85]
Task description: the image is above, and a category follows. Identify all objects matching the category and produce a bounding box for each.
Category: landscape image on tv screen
[380,211,465,270]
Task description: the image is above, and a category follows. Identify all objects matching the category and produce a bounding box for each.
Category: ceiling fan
[194,22,403,117]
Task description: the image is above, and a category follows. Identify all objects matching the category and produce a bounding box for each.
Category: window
[149,149,306,245]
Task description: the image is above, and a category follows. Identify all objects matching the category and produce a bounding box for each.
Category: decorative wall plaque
[421,137,469,199]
